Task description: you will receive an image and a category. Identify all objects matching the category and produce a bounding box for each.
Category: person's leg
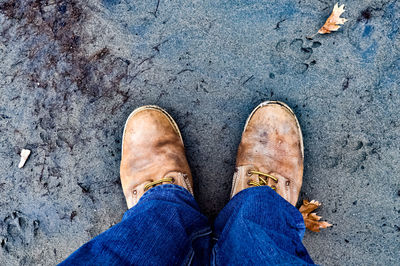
[211,101,314,265]
[212,187,312,265]
[61,184,211,265]
[61,106,211,265]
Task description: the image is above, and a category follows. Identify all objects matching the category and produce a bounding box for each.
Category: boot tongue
[249,166,293,203]
[163,171,194,195]
[267,171,298,205]
[265,171,288,187]
[230,165,294,203]
[125,171,193,209]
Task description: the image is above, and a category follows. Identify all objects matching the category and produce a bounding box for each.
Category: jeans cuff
[233,186,306,239]
[123,184,197,220]
[141,184,191,200]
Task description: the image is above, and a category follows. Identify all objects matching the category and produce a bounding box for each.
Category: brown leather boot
[120,105,194,209]
[231,101,304,206]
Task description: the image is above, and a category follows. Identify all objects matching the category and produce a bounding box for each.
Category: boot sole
[242,101,304,159]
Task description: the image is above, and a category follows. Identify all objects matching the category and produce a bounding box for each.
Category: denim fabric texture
[60,184,314,265]
[211,186,313,265]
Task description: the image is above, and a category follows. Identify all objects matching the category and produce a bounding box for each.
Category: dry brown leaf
[317,3,348,34]
[299,199,332,232]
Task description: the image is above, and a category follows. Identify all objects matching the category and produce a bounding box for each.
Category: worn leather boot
[231,101,304,206]
[120,105,194,209]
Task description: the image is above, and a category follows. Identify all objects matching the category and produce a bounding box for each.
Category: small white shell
[18,149,31,168]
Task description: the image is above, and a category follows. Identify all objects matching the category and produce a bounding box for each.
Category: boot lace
[247,170,278,190]
[144,177,174,191]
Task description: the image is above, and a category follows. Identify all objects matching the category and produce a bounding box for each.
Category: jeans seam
[191,229,212,240]
[185,248,195,266]
[142,184,189,197]
[138,184,193,206]
[211,245,217,266]
[185,228,211,266]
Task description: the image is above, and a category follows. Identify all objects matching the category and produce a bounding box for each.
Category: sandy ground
[0,0,399,265]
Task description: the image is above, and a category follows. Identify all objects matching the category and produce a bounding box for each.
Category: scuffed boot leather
[120,105,193,209]
[231,101,304,206]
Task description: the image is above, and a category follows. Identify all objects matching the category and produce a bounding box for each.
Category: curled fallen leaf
[18,149,31,168]
[308,3,348,39]
[318,3,348,34]
[299,199,332,232]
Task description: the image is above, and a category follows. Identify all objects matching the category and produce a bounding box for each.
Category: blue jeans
[60,185,314,265]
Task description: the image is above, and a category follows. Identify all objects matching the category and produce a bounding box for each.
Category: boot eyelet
[132,190,137,195]
[247,171,253,176]
[285,181,290,186]
[171,177,175,183]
